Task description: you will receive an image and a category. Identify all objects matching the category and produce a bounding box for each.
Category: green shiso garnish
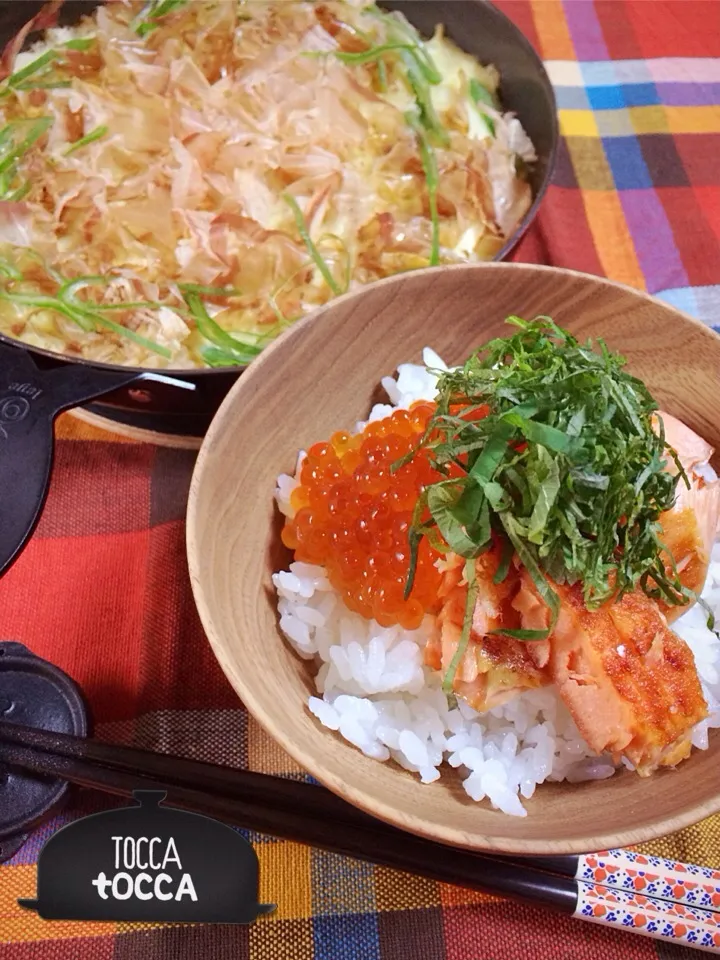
[392,316,692,694]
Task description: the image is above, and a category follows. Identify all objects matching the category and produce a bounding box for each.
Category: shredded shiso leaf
[395,316,692,689]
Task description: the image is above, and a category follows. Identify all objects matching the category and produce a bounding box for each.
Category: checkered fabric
[1,2,720,958]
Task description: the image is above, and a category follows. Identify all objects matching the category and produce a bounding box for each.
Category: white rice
[272,349,720,817]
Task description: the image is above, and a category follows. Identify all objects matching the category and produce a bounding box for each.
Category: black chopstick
[0,735,577,916]
[0,721,582,876]
[0,719,365,826]
[5,723,720,955]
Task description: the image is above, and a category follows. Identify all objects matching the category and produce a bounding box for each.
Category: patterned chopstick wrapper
[576,882,720,953]
[577,849,720,912]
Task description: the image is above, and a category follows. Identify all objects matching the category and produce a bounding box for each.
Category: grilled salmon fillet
[424,411,715,775]
[513,569,707,775]
[425,546,549,712]
[656,411,720,619]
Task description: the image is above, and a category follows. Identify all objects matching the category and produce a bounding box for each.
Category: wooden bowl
[187,263,720,854]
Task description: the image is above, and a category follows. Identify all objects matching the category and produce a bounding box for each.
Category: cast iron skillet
[0,0,558,575]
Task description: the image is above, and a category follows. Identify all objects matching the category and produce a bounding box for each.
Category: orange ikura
[281,402,445,631]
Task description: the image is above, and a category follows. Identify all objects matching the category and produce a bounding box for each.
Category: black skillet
[0,0,558,576]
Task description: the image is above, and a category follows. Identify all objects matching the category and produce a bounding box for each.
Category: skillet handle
[0,345,140,576]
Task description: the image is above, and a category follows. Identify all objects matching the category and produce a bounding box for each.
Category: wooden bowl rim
[187,262,720,853]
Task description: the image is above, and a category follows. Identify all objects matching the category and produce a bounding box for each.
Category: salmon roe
[281,402,445,630]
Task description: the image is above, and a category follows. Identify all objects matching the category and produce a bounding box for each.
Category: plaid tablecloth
[2,1,720,958]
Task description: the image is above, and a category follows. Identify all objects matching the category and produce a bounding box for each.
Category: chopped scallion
[181,289,263,365]
[176,283,242,297]
[91,313,172,357]
[65,125,108,155]
[283,194,343,296]
[330,42,417,65]
[363,5,442,84]
[132,0,189,37]
[0,117,52,200]
[405,112,440,266]
[469,78,496,138]
[62,37,96,51]
[1,50,58,91]
[0,264,173,356]
[0,117,52,179]
[469,78,497,110]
